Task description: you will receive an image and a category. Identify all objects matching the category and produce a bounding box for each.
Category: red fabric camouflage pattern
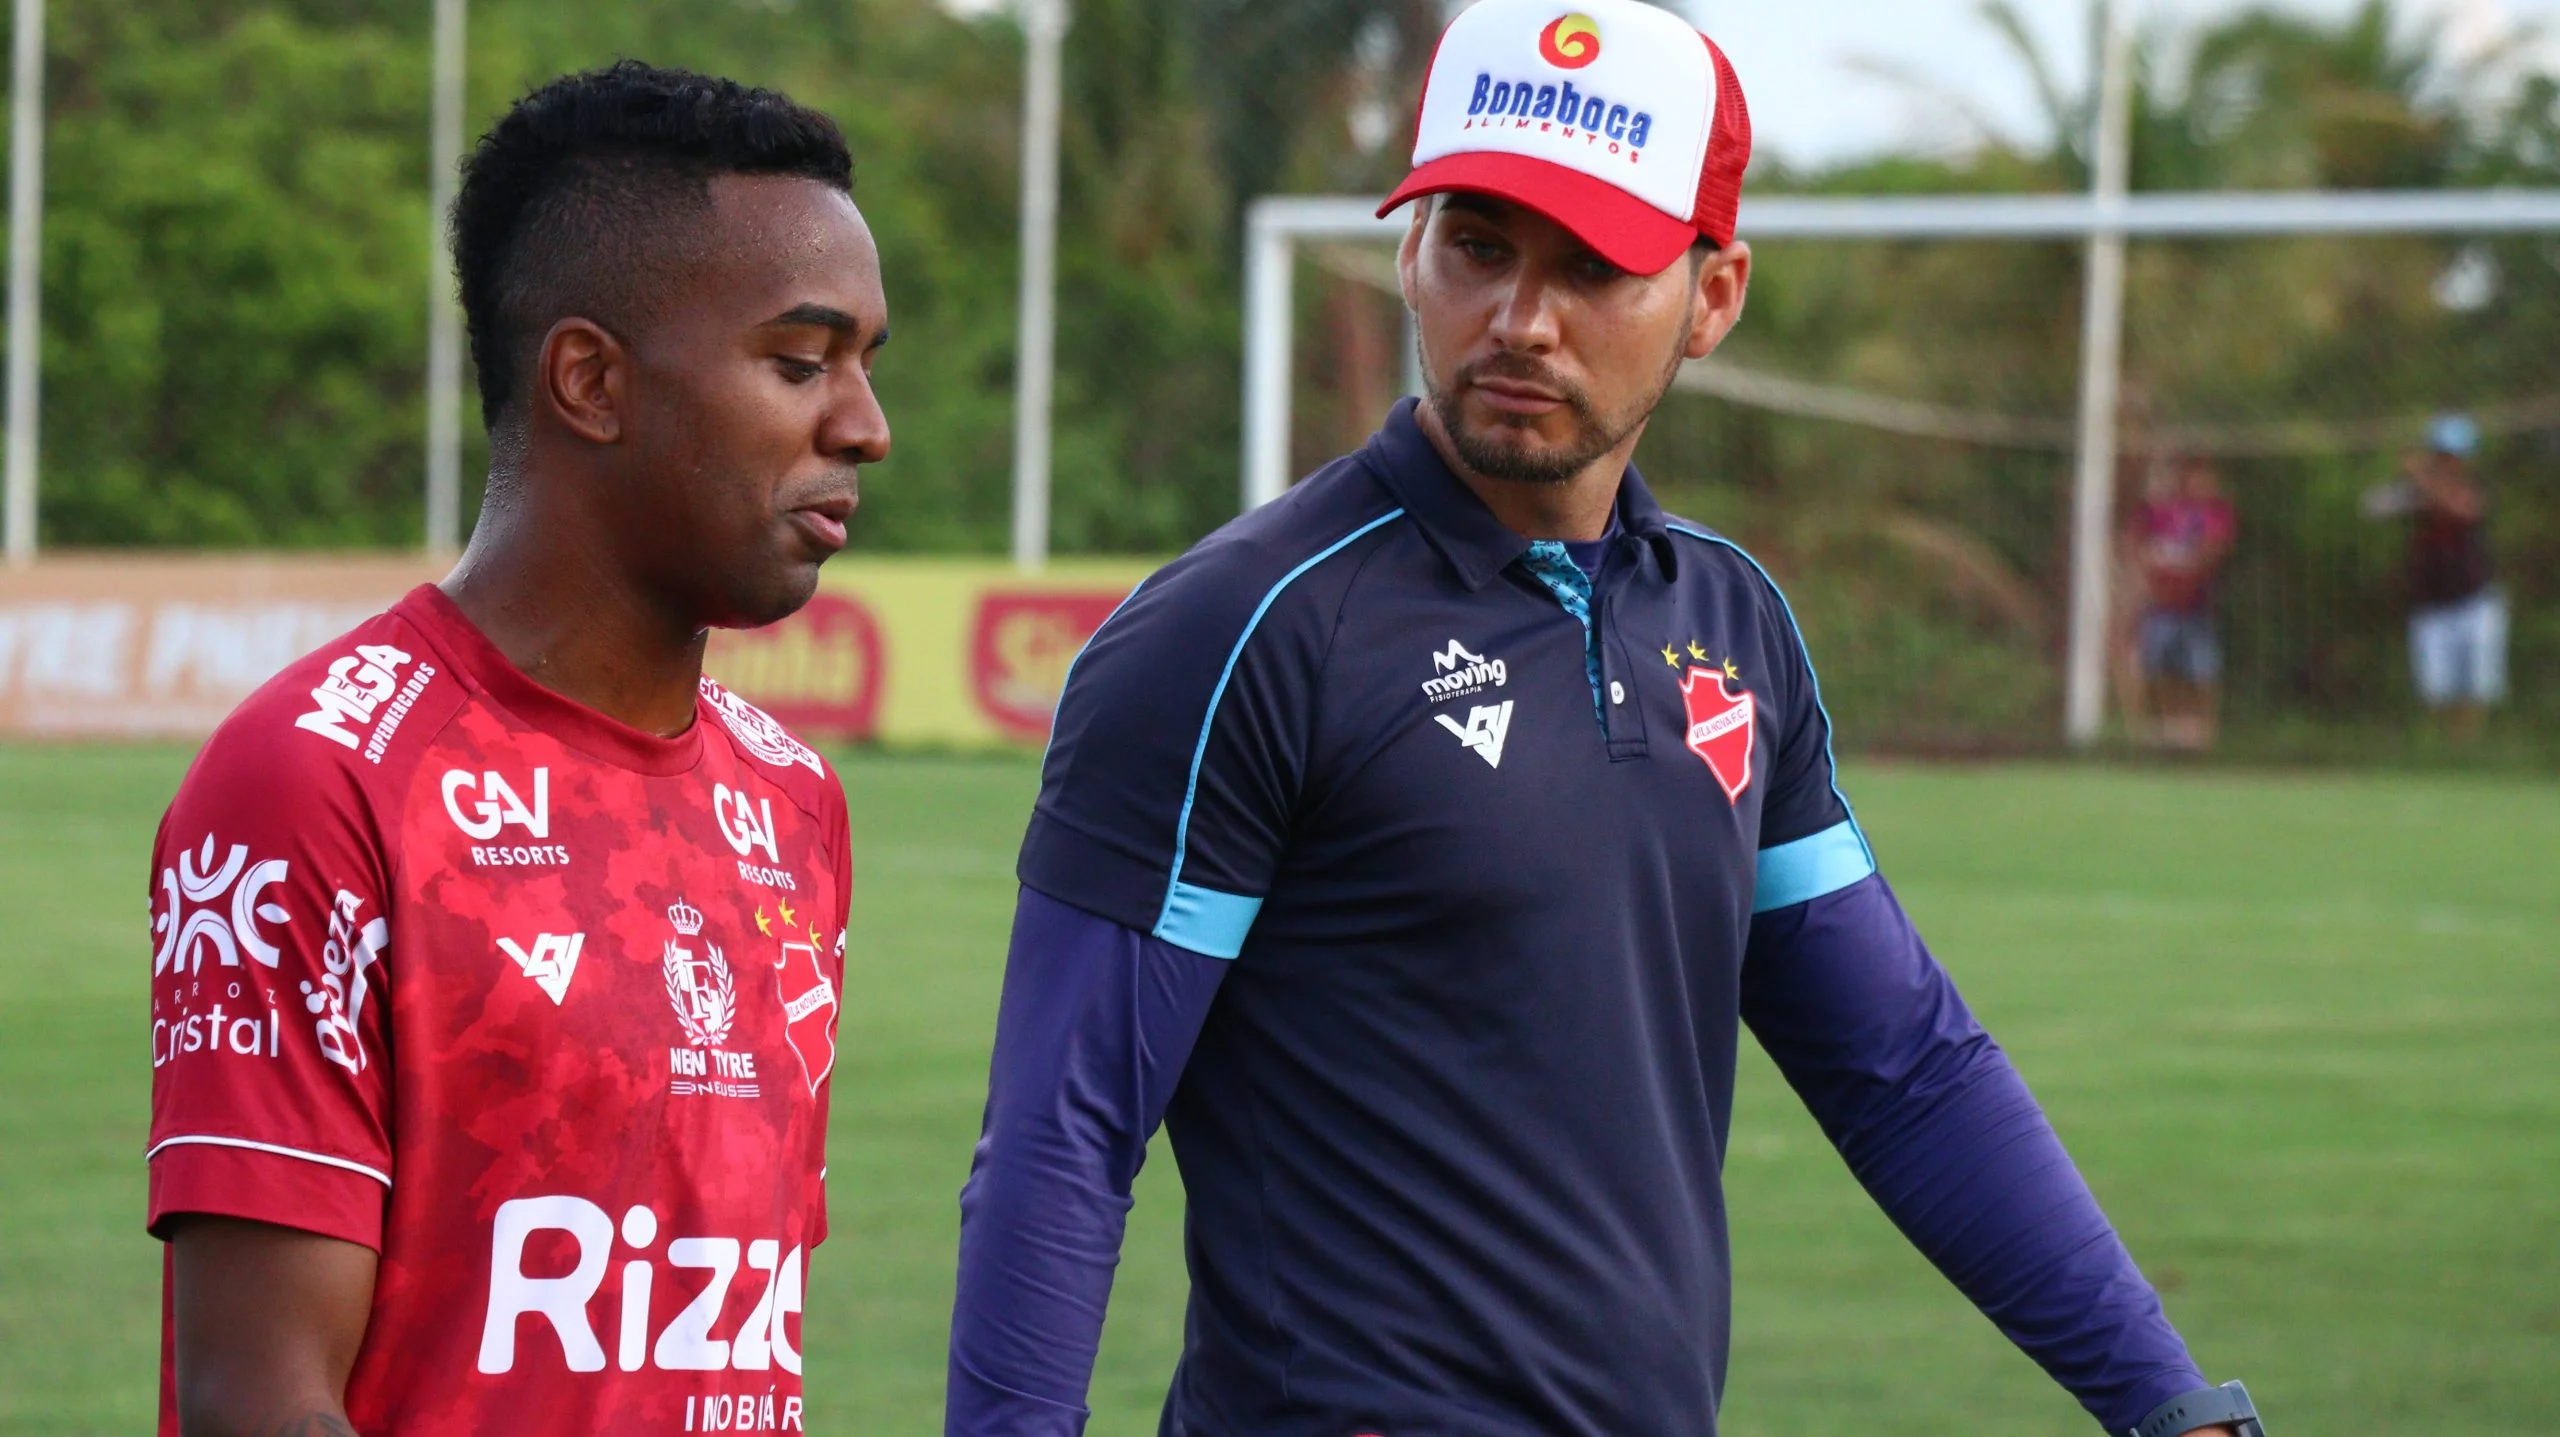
[147,586,850,1436]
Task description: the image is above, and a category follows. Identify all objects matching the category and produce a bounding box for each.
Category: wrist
[2127,1380,2263,1437]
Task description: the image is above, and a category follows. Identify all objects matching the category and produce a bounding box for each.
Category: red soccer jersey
[146,585,849,1436]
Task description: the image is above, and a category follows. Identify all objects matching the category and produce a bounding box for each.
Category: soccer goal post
[1244,187,2560,756]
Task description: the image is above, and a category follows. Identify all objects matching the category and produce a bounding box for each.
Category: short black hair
[451,61,854,431]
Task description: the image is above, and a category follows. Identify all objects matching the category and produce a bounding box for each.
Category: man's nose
[820,370,892,466]
[1485,269,1562,353]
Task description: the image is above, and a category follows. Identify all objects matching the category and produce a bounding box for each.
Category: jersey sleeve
[1018,540,1337,959]
[812,777,852,1250]
[146,703,398,1250]
[1747,575,1876,914]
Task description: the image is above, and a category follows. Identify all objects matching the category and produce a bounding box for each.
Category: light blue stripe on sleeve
[1753,820,1876,914]
[1154,882,1264,960]
[1157,507,1406,953]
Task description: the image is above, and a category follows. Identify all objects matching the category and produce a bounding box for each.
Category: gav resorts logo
[1538,12,1601,69]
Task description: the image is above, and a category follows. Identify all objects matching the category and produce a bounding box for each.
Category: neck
[439,468,707,738]
[1416,401,1634,542]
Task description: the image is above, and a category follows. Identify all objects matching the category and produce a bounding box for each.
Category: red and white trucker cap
[1379,0,1752,276]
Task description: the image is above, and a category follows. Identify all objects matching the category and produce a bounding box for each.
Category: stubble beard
[1422,313,1692,487]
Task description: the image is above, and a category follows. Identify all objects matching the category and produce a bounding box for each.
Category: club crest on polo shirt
[1664,641,1754,801]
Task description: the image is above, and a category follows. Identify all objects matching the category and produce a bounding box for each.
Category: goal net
[1252,200,2560,763]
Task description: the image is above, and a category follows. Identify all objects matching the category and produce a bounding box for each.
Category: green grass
[3,746,2554,1434]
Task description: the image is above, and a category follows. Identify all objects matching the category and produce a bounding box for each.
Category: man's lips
[787,493,855,553]
[1469,375,1566,415]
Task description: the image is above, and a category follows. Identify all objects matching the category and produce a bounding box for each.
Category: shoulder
[1662,517,1801,621]
[696,676,844,826]
[177,603,460,820]
[1082,457,1412,684]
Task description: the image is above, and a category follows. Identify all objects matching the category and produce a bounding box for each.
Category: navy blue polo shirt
[1018,399,1876,1432]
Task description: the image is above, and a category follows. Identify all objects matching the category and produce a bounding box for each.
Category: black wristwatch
[2128,1380,2264,1437]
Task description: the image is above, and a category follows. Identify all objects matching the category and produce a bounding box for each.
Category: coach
[947,3,2258,1435]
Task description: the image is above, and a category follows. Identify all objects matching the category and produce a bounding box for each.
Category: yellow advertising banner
[0,554,1152,747]
[703,557,1152,748]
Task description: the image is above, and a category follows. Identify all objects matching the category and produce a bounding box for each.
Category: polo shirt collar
[1362,397,1678,591]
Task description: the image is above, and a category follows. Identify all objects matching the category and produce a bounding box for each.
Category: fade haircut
[451,61,854,432]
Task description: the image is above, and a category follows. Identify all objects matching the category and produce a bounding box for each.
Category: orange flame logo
[1537,13,1601,70]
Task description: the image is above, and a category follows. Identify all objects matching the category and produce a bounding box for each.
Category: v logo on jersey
[1434,701,1514,769]
[498,933,585,1006]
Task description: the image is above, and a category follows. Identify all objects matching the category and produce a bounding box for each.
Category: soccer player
[144,64,887,1436]
[946,3,2261,1436]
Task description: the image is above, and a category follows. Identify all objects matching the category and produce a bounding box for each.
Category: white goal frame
[1242,187,2560,746]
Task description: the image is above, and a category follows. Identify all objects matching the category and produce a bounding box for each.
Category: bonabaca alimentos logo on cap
[1538,13,1601,69]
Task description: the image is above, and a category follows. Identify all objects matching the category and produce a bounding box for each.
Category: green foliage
[9,0,1440,555]
[37,3,430,545]
[1634,1,2560,753]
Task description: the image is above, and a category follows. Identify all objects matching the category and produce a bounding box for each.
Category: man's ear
[1684,240,1751,362]
[537,317,628,446]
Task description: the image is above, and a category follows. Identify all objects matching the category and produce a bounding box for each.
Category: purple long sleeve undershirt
[947,877,2204,1436]
[948,886,1228,1435]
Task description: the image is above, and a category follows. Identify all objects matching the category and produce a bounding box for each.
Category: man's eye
[1573,256,1626,284]
[1456,238,1504,263]
[776,358,827,384]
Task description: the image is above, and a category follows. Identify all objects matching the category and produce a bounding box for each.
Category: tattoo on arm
[262,1416,360,1437]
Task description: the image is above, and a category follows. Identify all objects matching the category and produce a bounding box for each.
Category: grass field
[3,745,2555,1435]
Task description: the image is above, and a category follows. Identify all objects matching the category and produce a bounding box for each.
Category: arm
[1740,874,2224,1435]
[946,887,1229,1436]
[168,1215,377,1437]
[2414,464,2487,522]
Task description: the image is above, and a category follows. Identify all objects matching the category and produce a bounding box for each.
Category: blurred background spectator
[2364,414,2505,741]
[2133,454,2238,750]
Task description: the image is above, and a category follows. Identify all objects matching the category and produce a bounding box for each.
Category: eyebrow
[764,303,862,333]
[1440,193,1512,222]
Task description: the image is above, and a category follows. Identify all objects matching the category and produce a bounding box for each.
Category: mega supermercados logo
[1538,12,1601,69]
[1664,641,1755,802]
[296,642,436,763]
